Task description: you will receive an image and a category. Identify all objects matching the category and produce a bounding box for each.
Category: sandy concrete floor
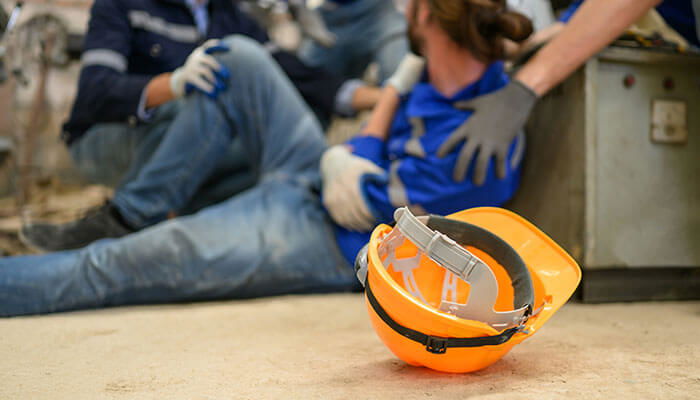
[1,295,699,399]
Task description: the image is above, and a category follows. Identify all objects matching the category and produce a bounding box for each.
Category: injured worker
[0,0,533,317]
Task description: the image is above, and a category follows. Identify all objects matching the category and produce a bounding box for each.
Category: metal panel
[592,54,700,267]
[582,267,700,302]
[510,47,700,273]
[510,70,587,261]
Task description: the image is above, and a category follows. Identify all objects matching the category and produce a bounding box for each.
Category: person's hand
[170,40,231,99]
[321,145,384,232]
[437,80,536,185]
[289,1,336,48]
[385,53,425,95]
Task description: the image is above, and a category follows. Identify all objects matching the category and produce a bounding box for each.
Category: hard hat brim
[445,207,581,332]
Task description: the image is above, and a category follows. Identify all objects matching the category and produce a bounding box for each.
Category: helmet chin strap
[384,207,532,330]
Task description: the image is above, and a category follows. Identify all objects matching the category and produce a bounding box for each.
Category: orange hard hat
[355,207,581,373]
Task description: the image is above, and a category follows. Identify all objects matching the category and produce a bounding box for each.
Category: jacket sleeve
[68,0,154,128]
[359,138,523,224]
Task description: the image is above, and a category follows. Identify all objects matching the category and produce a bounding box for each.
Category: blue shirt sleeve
[346,135,387,165]
[360,137,522,224]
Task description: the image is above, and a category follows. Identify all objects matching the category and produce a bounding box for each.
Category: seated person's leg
[112,36,327,228]
[23,36,324,251]
[69,99,254,211]
[296,0,408,82]
[0,36,351,317]
[0,179,355,317]
[68,101,182,188]
[178,138,257,215]
[69,122,157,189]
[296,1,352,77]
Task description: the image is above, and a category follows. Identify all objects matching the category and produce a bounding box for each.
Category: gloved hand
[437,79,537,185]
[289,1,336,48]
[170,40,231,99]
[321,145,384,232]
[385,53,426,95]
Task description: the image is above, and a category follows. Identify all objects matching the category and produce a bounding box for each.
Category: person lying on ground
[3,0,532,317]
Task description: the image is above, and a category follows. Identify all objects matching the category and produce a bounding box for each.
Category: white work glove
[385,53,426,95]
[170,40,231,99]
[321,145,384,232]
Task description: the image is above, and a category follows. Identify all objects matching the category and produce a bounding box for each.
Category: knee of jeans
[217,35,275,74]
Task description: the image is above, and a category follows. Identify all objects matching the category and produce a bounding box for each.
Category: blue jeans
[0,36,356,317]
[297,0,408,82]
[70,103,256,215]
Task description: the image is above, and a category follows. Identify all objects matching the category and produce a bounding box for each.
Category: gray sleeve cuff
[136,87,156,122]
[334,79,364,117]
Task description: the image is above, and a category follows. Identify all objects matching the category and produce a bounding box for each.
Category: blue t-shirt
[333,62,523,265]
[560,0,699,47]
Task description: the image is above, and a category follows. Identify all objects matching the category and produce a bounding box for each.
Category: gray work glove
[437,79,537,185]
[289,1,336,48]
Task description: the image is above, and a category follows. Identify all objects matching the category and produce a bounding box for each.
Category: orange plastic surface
[365,207,581,373]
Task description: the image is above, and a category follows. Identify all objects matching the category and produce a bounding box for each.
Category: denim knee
[217,35,277,76]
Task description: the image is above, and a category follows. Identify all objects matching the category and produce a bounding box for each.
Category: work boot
[20,202,134,252]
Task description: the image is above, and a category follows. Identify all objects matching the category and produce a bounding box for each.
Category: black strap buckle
[424,336,448,354]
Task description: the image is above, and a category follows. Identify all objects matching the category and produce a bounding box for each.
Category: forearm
[360,86,400,140]
[144,73,175,108]
[359,53,424,139]
[351,85,382,112]
[516,0,661,95]
[507,22,565,59]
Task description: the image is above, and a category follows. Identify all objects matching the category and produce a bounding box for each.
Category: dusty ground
[1,295,698,399]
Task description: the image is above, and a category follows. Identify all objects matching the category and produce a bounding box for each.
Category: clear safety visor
[356,207,532,331]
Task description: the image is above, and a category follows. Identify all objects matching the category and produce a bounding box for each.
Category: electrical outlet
[651,99,688,144]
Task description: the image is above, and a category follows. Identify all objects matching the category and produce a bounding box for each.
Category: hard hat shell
[364,207,581,373]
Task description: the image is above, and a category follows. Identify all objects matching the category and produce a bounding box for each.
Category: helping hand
[170,40,231,99]
[321,146,384,232]
[437,80,536,185]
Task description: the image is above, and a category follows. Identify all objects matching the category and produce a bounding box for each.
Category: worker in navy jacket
[62,0,378,213]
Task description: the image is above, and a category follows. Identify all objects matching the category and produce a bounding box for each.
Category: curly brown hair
[425,0,533,62]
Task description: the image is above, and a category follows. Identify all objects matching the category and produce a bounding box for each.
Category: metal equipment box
[509,46,700,302]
